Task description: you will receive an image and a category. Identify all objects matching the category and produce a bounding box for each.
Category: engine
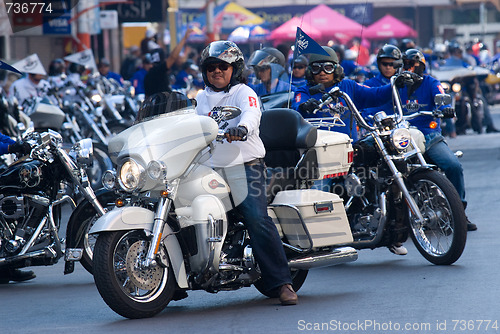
[0,194,50,256]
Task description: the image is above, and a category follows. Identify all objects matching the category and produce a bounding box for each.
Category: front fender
[90,206,189,288]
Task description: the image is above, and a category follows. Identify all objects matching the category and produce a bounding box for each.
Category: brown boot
[279,284,298,305]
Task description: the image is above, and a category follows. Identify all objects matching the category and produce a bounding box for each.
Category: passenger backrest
[260,108,317,168]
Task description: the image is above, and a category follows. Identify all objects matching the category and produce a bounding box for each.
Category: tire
[406,170,467,265]
[93,230,176,319]
[253,268,308,298]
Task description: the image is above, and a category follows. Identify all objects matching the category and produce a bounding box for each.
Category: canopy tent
[191,1,265,36]
[268,17,322,45]
[228,24,270,43]
[301,4,365,44]
[363,14,417,40]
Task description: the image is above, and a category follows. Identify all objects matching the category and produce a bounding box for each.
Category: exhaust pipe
[0,248,56,267]
[288,246,358,270]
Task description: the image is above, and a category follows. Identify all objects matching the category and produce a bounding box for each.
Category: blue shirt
[364,74,449,135]
[105,71,124,86]
[249,79,290,96]
[131,68,147,94]
[0,132,15,155]
[292,78,392,141]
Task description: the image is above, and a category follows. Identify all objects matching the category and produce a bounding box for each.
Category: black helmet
[330,44,345,63]
[200,40,244,91]
[248,47,286,68]
[402,48,426,75]
[48,58,65,76]
[376,44,402,71]
[448,40,462,56]
[293,55,308,67]
[136,91,196,123]
[399,38,416,52]
[306,46,344,84]
[68,62,85,75]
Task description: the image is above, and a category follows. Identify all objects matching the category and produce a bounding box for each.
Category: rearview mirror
[434,94,451,106]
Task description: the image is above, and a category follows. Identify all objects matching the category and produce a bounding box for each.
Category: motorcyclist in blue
[291,55,308,88]
[292,46,393,143]
[368,48,476,231]
[248,47,290,96]
[292,46,393,197]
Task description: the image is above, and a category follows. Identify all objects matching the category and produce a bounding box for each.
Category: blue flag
[0,60,22,74]
[293,27,330,60]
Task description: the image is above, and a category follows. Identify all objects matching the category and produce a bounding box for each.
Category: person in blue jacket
[367,48,476,232]
[292,46,393,143]
[292,46,394,198]
[98,58,124,87]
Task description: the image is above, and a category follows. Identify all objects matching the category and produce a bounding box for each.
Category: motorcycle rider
[445,42,499,134]
[396,49,476,231]
[247,47,290,96]
[292,46,394,204]
[9,71,50,106]
[0,134,35,283]
[195,40,297,305]
[361,44,408,255]
[47,58,67,89]
[292,46,393,143]
[291,55,308,88]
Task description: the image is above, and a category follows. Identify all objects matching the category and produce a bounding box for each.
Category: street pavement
[1,107,500,334]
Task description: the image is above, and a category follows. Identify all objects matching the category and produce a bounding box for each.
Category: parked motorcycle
[90,97,358,318]
[0,128,111,276]
[307,78,467,265]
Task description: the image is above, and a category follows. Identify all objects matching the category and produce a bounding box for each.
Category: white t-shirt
[9,76,50,105]
[195,84,265,168]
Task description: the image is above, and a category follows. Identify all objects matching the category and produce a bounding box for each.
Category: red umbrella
[268,17,322,45]
[363,14,417,40]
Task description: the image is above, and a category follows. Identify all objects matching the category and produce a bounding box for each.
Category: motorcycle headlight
[91,94,102,104]
[118,158,145,192]
[147,160,167,181]
[441,82,450,92]
[391,128,411,151]
[452,83,461,93]
[102,170,117,190]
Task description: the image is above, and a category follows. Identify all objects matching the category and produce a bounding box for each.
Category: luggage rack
[306,116,346,130]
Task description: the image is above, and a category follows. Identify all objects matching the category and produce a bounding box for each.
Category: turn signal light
[429,121,438,129]
[115,198,125,207]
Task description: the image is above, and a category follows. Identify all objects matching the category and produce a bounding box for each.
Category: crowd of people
[2,32,499,307]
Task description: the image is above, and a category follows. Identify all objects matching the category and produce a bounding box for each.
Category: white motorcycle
[90,95,358,319]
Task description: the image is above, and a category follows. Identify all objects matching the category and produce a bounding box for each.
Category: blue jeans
[220,163,292,292]
[424,132,466,205]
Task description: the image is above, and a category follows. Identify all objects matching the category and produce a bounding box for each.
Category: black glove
[225,126,248,142]
[8,141,31,155]
[394,72,414,89]
[298,98,321,114]
[440,107,456,119]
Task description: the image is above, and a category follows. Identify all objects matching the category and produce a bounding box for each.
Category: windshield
[135,91,197,123]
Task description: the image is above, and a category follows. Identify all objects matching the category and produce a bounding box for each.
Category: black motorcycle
[0,129,115,275]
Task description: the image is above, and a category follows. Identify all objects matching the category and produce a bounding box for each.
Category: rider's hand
[394,73,413,89]
[298,98,320,114]
[225,126,248,143]
[8,141,31,155]
[440,107,456,119]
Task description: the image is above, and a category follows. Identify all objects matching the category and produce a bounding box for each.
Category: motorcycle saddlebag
[269,189,352,249]
[313,130,353,180]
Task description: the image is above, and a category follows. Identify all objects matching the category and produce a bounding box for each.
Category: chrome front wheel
[407,170,467,265]
[93,230,175,318]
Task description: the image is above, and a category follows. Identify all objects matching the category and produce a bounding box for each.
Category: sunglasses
[310,62,335,75]
[403,60,418,70]
[293,65,306,70]
[379,61,395,67]
[206,62,231,72]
